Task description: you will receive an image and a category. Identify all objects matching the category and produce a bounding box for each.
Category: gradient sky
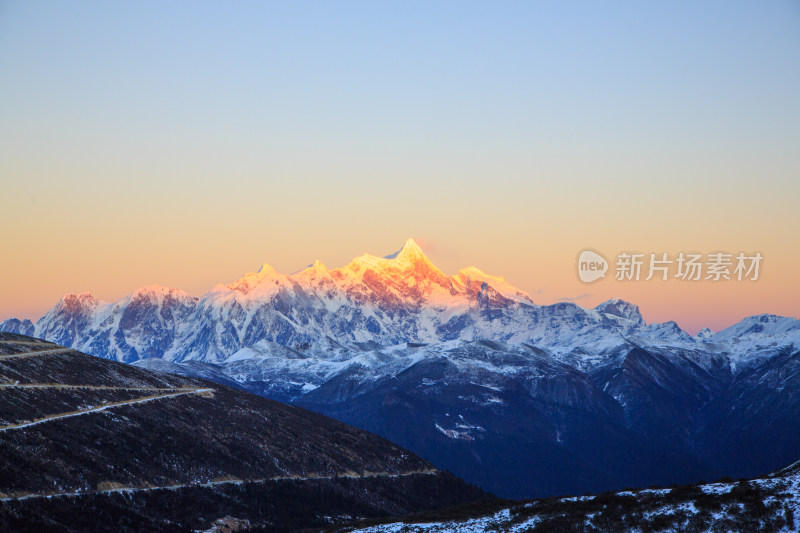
[1,1,799,334]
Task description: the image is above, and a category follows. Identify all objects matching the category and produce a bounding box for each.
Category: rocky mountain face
[2,239,799,499]
[284,340,799,499]
[0,239,630,364]
[0,333,485,532]
[337,459,800,532]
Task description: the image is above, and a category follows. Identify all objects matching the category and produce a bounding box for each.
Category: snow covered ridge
[338,468,800,532]
[1,238,798,367]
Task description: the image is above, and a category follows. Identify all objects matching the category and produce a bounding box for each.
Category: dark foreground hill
[334,459,800,532]
[0,333,485,532]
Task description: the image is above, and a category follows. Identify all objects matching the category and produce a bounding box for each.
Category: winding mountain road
[0,347,72,360]
[0,383,197,391]
[0,469,438,502]
[0,387,214,433]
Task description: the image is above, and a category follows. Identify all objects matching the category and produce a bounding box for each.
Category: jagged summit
[127,285,192,299]
[696,327,714,341]
[455,266,514,287]
[332,239,452,306]
[453,267,533,304]
[299,259,328,273]
[384,238,426,262]
[595,298,645,326]
[712,313,800,342]
[255,263,279,276]
[228,239,494,294]
[344,238,438,275]
[60,291,99,303]
[292,259,331,281]
[51,292,102,315]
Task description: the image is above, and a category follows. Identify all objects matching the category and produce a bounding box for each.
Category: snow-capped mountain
[29,286,198,363]
[3,238,800,499]
[7,238,793,366]
[3,239,557,363]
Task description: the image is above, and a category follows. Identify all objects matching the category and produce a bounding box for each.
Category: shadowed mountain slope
[0,333,485,532]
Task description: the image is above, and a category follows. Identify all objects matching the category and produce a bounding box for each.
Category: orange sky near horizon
[1,226,797,335]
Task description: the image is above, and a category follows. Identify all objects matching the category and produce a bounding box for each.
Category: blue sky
[3,1,798,169]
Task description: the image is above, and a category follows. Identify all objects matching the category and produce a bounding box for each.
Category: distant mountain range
[3,239,797,367]
[0,332,483,532]
[3,239,799,499]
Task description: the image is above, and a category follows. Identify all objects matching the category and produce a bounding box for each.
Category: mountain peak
[128,285,194,302]
[345,238,436,273]
[453,267,533,304]
[292,259,330,279]
[457,266,503,282]
[337,238,450,298]
[256,263,278,276]
[595,298,645,326]
[308,259,328,271]
[59,292,100,307]
[220,262,291,297]
[384,238,428,263]
[696,327,713,341]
